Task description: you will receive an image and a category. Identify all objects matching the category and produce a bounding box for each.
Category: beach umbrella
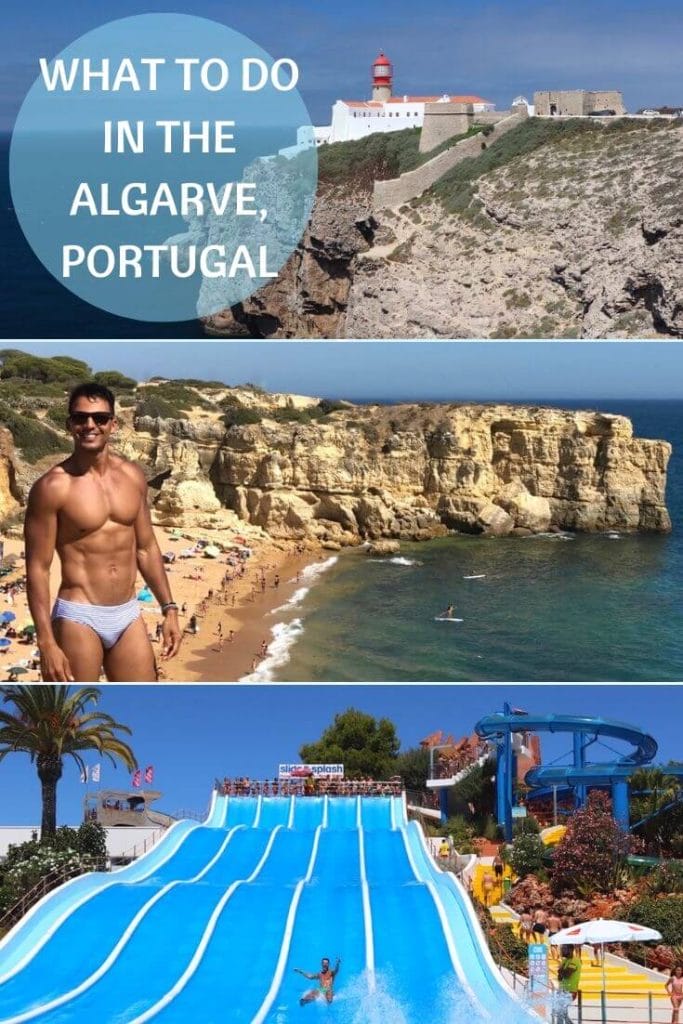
[550,919,662,992]
[0,611,16,623]
[0,637,11,648]
[203,545,220,559]
[21,624,36,636]
[8,665,29,676]
[137,587,154,603]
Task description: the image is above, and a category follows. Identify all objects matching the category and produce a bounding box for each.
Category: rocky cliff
[204,119,683,339]
[0,428,20,525]
[129,403,672,543]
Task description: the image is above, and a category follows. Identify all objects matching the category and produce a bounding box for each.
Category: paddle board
[463,574,486,579]
[434,617,463,623]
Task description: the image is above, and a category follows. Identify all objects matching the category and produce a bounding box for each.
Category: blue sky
[0,685,679,825]
[11,341,683,401]
[3,0,682,130]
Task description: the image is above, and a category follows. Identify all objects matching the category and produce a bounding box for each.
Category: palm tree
[0,686,137,839]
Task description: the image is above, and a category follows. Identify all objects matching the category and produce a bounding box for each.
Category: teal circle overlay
[10,14,318,322]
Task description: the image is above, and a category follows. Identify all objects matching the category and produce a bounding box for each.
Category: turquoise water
[274,401,683,682]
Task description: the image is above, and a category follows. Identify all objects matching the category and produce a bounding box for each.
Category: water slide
[476,710,683,837]
[0,793,537,1024]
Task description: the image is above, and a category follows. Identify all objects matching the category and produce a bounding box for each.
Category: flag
[144,765,154,785]
[91,763,101,784]
[80,766,89,784]
[132,769,142,788]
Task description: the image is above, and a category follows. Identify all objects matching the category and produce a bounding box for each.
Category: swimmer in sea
[295,957,341,1005]
[441,604,455,619]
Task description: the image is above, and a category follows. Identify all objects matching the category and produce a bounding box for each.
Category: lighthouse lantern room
[371,52,393,101]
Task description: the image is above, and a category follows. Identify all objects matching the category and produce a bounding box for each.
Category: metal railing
[215,779,403,797]
[505,973,671,1024]
[404,787,440,811]
[0,857,107,935]
[115,829,166,865]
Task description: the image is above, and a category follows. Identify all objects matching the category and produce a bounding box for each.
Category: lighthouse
[371,52,393,102]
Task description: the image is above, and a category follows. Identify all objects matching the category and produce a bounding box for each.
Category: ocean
[252,400,683,683]
[0,128,295,338]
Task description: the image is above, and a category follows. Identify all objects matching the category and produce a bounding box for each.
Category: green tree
[437,815,476,851]
[551,791,631,897]
[93,370,137,390]
[0,686,137,839]
[394,746,430,790]
[299,708,400,780]
[509,831,546,878]
[0,350,90,383]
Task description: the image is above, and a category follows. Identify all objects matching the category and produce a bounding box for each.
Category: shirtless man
[24,382,181,682]
[294,957,341,1006]
[548,908,563,960]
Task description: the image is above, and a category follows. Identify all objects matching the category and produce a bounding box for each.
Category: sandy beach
[0,525,326,683]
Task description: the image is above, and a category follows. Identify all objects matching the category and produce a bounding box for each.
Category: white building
[287,53,495,153]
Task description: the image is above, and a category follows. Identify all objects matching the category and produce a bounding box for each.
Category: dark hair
[68,382,115,415]
[560,945,574,958]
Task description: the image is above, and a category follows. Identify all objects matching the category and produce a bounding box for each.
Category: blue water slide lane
[0,794,539,1024]
[120,823,312,1024]
[405,820,536,1022]
[0,825,276,1024]
[0,792,228,988]
[0,815,208,987]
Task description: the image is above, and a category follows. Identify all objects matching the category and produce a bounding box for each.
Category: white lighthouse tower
[371,52,393,102]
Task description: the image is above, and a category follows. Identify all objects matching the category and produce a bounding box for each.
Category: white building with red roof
[301,53,496,148]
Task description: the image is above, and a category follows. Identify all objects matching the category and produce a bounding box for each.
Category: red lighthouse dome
[371,52,393,100]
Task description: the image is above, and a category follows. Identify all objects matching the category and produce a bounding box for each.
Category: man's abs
[56,525,139,606]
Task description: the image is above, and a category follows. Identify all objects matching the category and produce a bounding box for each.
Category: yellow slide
[540,825,566,846]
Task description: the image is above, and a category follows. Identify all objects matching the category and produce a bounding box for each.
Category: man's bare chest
[59,475,140,538]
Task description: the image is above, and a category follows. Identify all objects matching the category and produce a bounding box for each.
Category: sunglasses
[69,411,114,426]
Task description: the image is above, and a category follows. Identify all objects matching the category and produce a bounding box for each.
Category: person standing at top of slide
[24,382,182,682]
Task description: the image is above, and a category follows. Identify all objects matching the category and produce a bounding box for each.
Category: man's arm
[332,959,341,977]
[131,467,181,659]
[293,970,316,979]
[24,474,74,682]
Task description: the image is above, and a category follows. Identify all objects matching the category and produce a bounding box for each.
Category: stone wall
[373,108,527,210]
[419,103,475,154]
[534,90,625,116]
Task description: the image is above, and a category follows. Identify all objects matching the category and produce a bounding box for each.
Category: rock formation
[1,391,672,545]
[130,403,671,543]
[203,120,683,339]
[0,428,20,524]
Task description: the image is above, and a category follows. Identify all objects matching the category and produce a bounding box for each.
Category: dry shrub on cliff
[316,124,486,192]
[0,402,70,464]
[429,118,650,218]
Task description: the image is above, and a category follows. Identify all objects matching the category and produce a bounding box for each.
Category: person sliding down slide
[295,957,341,1005]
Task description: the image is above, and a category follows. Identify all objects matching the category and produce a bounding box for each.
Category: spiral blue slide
[476,707,683,839]
[0,793,536,1024]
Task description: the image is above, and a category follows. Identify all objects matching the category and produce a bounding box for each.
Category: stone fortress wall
[534,90,625,116]
[373,107,527,210]
[418,103,507,154]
